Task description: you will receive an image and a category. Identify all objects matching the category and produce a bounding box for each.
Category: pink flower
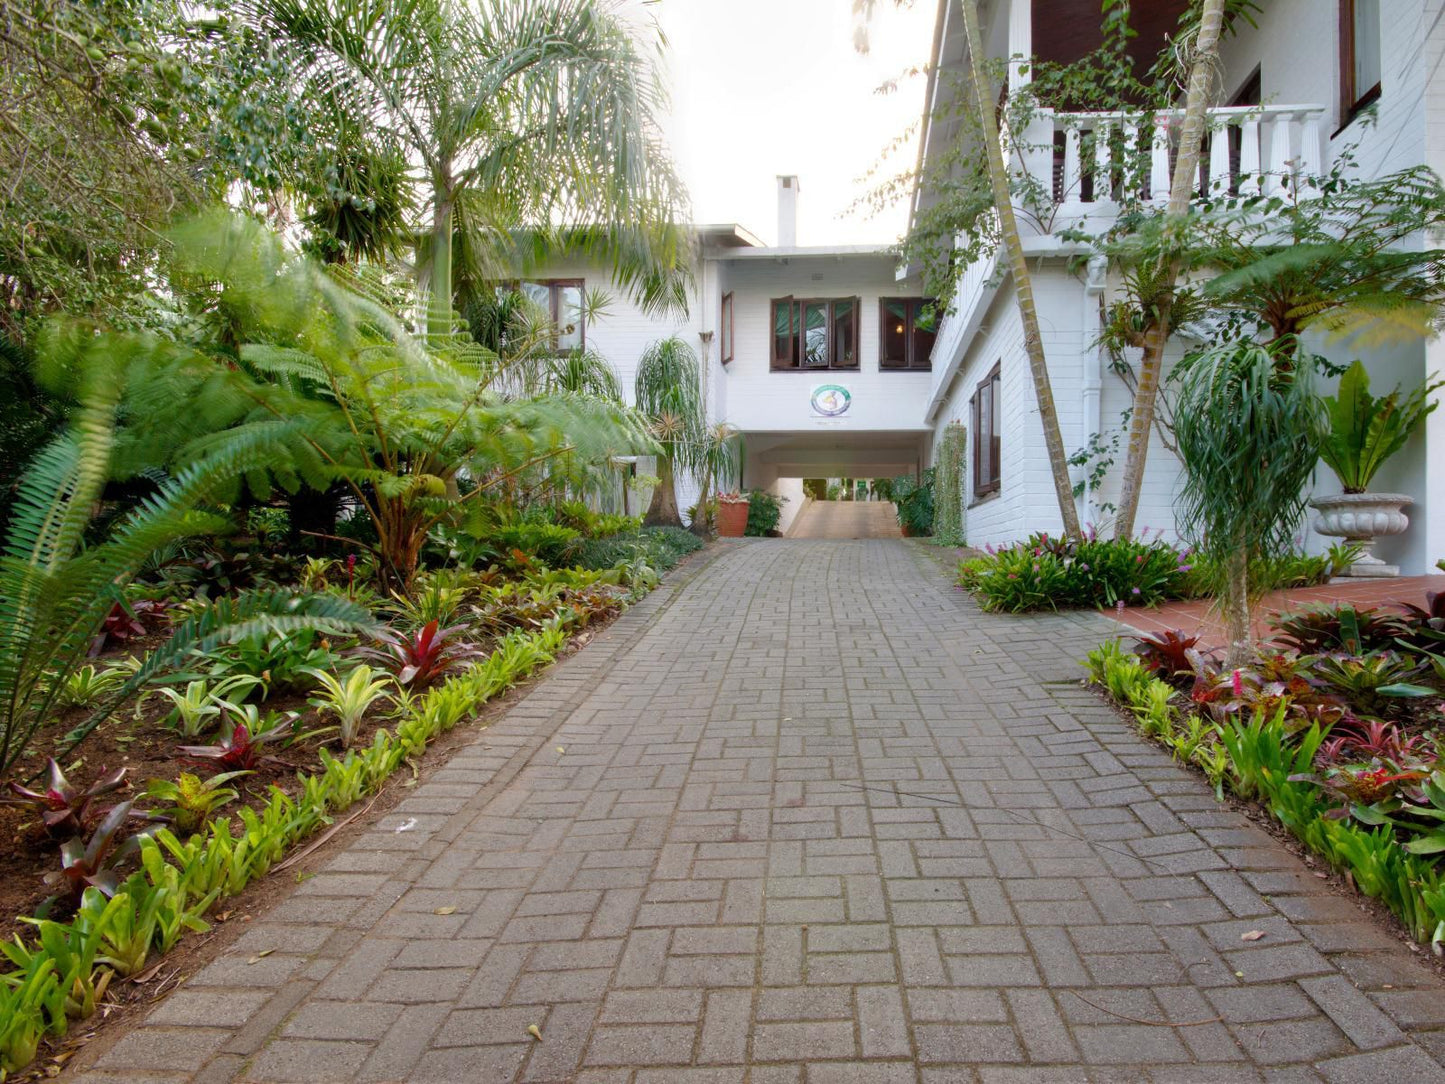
[1231,669,1244,697]
[1131,587,1141,595]
[1135,554,1146,564]
[1115,600,1125,614]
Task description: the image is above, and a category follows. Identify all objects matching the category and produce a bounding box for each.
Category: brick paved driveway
[79,541,1445,1083]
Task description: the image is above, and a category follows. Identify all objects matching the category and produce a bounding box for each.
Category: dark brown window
[510,279,585,350]
[972,364,1001,498]
[720,291,734,363]
[1340,0,1381,124]
[880,298,938,371]
[770,296,859,370]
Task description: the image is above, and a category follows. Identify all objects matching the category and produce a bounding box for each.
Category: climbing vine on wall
[934,422,966,546]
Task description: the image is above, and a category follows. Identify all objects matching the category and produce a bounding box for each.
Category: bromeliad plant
[177,717,295,773]
[144,772,250,834]
[356,620,482,686]
[45,802,150,900]
[304,665,394,749]
[3,760,130,837]
[143,675,266,738]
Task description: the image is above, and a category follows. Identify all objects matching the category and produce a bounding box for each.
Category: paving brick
[75,542,1445,1084]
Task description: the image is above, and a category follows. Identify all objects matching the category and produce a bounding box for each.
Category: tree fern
[0,344,378,782]
[135,211,655,591]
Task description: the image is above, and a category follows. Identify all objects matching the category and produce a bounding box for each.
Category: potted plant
[1311,361,1439,577]
[892,470,935,537]
[715,492,750,537]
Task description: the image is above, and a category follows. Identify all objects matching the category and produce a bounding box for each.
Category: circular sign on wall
[810,384,852,417]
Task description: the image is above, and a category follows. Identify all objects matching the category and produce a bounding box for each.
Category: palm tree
[1112,0,1227,541]
[690,422,741,538]
[634,336,704,528]
[251,0,691,339]
[957,0,1081,539]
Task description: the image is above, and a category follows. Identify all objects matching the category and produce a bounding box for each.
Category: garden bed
[1085,592,1445,949]
[0,522,705,1076]
[957,529,1360,614]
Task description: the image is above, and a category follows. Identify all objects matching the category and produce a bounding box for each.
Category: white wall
[1217,0,1426,180]
[773,477,808,535]
[719,253,934,433]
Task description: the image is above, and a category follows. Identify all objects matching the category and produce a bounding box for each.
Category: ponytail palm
[0,330,376,782]
[251,0,691,339]
[635,337,704,528]
[1171,339,1325,665]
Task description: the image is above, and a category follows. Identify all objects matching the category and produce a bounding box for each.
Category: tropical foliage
[1171,340,1325,665]
[1087,594,1445,947]
[1318,361,1441,493]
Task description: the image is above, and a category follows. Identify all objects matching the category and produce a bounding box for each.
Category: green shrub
[961,532,1187,612]
[892,470,934,535]
[492,522,581,565]
[802,478,828,500]
[567,526,702,573]
[745,490,786,536]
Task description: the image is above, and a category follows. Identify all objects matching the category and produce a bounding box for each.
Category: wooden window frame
[720,291,734,363]
[972,363,1001,499]
[505,279,586,350]
[768,296,860,372]
[879,297,937,372]
[1338,0,1381,129]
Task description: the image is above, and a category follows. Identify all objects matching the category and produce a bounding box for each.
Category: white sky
[643,0,937,246]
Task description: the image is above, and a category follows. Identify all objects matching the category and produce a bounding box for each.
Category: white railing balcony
[1024,103,1329,213]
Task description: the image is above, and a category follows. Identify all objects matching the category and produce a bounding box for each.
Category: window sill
[880,366,933,373]
[1332,82,1381,139]
[968,489,1000,509]
[770,367,861,374]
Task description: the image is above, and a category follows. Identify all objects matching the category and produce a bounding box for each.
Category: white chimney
[777,175,799,247]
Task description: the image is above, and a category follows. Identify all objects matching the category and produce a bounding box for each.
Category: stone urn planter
[1309,493,1413,578]
[715,495,749,538]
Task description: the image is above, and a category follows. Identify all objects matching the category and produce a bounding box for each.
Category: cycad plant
[635,337,704,528]
[0,330,377,782]
[1171,339,1325,666]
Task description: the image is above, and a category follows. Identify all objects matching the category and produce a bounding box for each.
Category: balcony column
[1008,0,1032,91]
[1081,255,1108,526]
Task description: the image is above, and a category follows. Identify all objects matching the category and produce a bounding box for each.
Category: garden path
[788,500,901,539]
[77,540,1445,1082]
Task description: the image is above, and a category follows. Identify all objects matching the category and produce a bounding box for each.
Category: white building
[916,0,1445,574]
[523,177,937,534]
[528,0,1444,572]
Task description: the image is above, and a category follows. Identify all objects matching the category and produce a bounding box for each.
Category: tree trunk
[643,455,683,528]
[1222,545,1253,668]
[691,462,713,538]
[1113,0,1227,540]
[958,0,1081,540]
[427,177,455,343]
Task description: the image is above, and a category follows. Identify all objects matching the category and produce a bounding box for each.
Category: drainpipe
[1081,255,1108,528]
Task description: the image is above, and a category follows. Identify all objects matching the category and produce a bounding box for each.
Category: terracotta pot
[1309,492,1413,577]
[716,498,749,537]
